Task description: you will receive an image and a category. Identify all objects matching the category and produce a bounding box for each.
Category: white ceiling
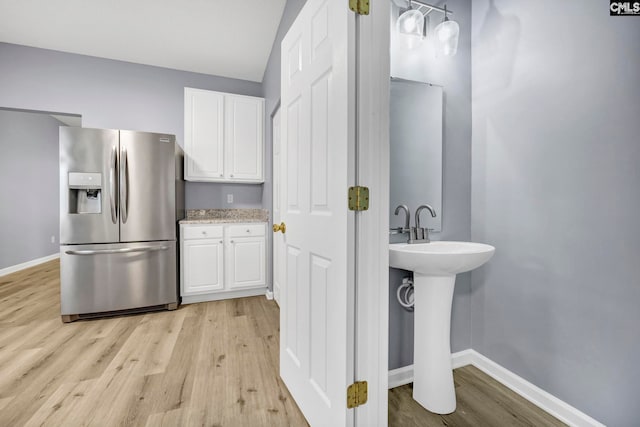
[0,0,287,82]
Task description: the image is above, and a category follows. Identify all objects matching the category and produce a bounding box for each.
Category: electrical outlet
[227,194,234,204]
[51,235,56,243]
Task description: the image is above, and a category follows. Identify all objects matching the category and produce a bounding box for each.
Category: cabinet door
[184,88,225,180]
[226,236,266,289]
[182,238,224,295]
[225,95,264,182]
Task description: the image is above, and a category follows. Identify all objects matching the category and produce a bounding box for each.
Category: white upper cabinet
[184,88,225,180]
[225,95,264,181]
[184,88,264,183]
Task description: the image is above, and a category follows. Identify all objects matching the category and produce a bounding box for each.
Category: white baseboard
[388,349,604,427]
[451,349,475,369]
[265,289,274,300]
[387,364,414,389]
[0,252,60,277]
[273,283,281,306]
[181,287,266,305]
[470,351,605,427]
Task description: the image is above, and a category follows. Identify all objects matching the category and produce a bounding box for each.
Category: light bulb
[397,8,424,48]
[434,19,459,57]
[437,24,455,39]
[402,17,418,32]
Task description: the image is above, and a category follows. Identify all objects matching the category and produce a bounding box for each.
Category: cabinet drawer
[227,224,266,238]
[182,225,224,240]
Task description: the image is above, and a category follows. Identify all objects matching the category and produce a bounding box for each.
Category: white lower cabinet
[183,239,224,294]
[227,236,266,289]
[180,223,266,304]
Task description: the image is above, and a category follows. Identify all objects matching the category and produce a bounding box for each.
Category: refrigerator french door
[59,127,181,322]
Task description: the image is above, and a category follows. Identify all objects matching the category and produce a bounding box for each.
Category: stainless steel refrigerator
[59,127,184,322]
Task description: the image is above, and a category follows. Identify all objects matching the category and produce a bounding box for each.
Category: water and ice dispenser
[68,172,102,214]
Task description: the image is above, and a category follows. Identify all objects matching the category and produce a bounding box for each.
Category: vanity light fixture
[397,3,425,48]
[396,0,459,57]
[434,5,460,57]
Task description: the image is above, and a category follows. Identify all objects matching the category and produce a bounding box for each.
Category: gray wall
[0,110,62,269]
[471,1,640,425]
[261,0,308,291]
[0,42,263,211]
[388,0,472,370]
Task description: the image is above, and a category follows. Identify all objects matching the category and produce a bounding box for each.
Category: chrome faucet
[415,204,437,242]
[394,204,410,232]
[390,204,437,244]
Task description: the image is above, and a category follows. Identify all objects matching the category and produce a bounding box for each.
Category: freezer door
[119,130,176,242]
[60,127,120,244]
[60,241,177,315]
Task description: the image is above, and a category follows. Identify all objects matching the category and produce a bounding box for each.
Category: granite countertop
[180,209,269,224]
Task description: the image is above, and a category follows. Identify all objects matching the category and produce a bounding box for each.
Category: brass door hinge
[347,381,368,408]
[349,0,370,15]
[348,186,369,211]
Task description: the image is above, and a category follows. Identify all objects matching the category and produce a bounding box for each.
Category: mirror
[389,78,443,233]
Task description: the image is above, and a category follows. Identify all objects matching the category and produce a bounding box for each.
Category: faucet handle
[389,227,404,235]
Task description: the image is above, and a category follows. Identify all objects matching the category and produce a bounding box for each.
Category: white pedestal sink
[389,241,495,414]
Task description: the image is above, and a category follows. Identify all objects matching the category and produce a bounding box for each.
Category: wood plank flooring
[0,260,307,427]
[0,260,565,426]
[389,366,566,427]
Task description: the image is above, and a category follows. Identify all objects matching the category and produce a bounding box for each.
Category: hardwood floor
[0,260,307,427]
[389,366,566,427]
[1,260,565,426]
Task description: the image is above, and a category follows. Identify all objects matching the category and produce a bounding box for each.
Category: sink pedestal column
[412,273,457,414]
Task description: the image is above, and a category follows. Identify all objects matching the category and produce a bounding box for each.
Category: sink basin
[389,241,495,276]
[389,241,495,415]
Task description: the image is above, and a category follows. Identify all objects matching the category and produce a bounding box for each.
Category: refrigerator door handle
[109,145,118,224]
[65,245,169,256]
[120,146,128,223]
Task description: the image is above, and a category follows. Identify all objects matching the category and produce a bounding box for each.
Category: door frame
[270,102,281,306]
[353,2,390,426]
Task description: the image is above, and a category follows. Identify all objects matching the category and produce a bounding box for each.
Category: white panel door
[225,94,264,181]
[226,236,266,289]
[280,0,355,425]
[182,239,224,295]
[272,107,283,305]
[184,88,225,180]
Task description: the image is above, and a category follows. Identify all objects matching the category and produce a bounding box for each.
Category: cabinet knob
[246,229,250,233]
[230,240,235,243]
[219,173,223,177]
[230,174,234,178]
[219,240,223,243]
[201,231,207,235]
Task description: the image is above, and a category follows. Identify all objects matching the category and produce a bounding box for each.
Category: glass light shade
[391,0,410,7]
[434,19,460,57]
[397,9,424,45]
